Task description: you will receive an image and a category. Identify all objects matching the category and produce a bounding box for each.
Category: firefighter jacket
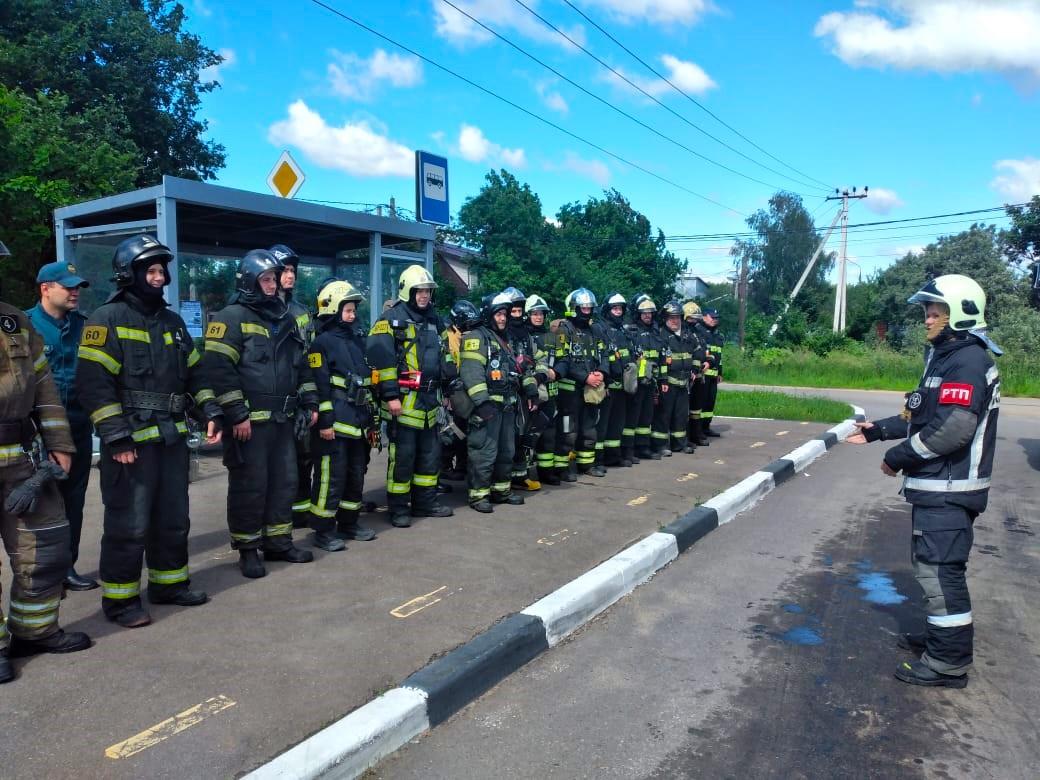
[866,336,999,513]
[596,317,632,391]
[76,291,217,450]
[553,317,602,393]
[26,304,85,409]
[308,319,373,439]
[626,319,666,386]
[0,302,74,467]
[506,323,541,401]
[286,294,315,345]
[695,321,724,378]
[660,325,696,388]
[201,299,317,426]
[366,300,453,429]
[527,322,560,398]
[459,326,519,408]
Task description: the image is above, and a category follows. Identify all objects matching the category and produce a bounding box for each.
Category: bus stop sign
[415,151,449,226]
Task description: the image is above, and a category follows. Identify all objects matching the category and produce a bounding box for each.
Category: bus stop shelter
[53,175,436,331]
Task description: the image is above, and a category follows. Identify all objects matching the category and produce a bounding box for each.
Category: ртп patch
[938,383,973,406]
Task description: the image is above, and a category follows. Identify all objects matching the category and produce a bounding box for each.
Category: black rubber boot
[897,632,927,652]
[587,465,607,477]
[412,504,454,518]
[390,513,412,528]
[562,462,578,482]
[0,651,13,684]
[150,588,209,606]
[470,499,494,513]
[337,522,376,541]
[264,545,315,563]
[239,549,267,578]
[9,628,92,656]
[703,418,721,438]
[314,531,347,552]
[108,605,153,628]
[491,493,524,505]
[541,468,561,486]
[894,659,968,688]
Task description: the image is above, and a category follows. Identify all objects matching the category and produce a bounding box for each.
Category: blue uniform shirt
[26,303,86,409]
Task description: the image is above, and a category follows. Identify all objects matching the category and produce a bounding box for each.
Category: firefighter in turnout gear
[683,302,710,446]
[460,292,524,512]
[502,287,543,492]
[626,295,665,461]
[848,274,1001,688]
[442,300,482,481]
[525,295,561,485]
[366,264,454,527]
[201,249,319,579]
[270,244,318,529]
[0,299,90,682]
[77,235,219,627]
[306,281,376,551]
[693,308,724,438]
[652,301,697,454]
[553,289,605,480]
[594,293,634,469]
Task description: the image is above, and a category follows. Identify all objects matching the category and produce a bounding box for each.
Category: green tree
[0,0,225,185]
[1003,195,1040,308]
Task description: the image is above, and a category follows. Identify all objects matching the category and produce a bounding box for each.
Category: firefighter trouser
[596,389,627,466]
[291,434,313,524]
[653,383,690,452]
[512,403,531,481]
[386,421,441,515]
[534,398,557,478]
[555,389,599,473]
[225,420,297,553]
[692,378,719,429]
[442,415,469,475]
[99,439,192,617]
[628,384,654,454]
[0,460,70,642]
[61,408,93,568]
[309,436,368,533]
[467,406,516,503]
[912,504,977,676]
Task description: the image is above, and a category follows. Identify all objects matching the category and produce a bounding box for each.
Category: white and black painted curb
[245,407,865,780]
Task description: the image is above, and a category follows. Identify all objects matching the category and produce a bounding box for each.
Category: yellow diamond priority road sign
[267,150,305,198]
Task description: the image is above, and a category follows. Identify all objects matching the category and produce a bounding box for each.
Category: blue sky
[187,0,1039,283]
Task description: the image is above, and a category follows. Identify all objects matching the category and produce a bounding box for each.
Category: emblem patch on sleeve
[370,319,391,336]
[463,338,481,351]
[938,383,973,406]
[205,322,227,339]
[81,325,108,346]
[308,352,322,368]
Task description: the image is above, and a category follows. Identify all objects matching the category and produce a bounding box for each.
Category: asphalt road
[0,413,828,778]
[377,389,1040,780]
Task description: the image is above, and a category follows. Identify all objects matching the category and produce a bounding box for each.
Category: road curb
[243,406,865,780]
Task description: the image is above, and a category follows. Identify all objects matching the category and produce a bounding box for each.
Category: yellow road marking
[750,441,766,448]
[105,696,236,759]
[627,495,649,506]
[776,430,789,436]
[676,473,699,483]
[537,529,575,546]
[391,586,448,618]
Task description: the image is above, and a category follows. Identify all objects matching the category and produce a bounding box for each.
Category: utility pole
[828,186,868,333]
[737,253,748,349]
[768,207,843,337]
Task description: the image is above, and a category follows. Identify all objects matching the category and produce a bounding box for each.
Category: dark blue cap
[37,261,88,288]
[702,308,719,318]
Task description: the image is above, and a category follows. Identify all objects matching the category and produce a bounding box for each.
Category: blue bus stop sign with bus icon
[415,151,450,226]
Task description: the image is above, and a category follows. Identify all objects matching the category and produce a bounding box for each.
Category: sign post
[267,150,306,199]
[415,151,449,226]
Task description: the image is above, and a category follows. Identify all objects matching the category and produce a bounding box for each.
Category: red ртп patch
[939,383,974,406]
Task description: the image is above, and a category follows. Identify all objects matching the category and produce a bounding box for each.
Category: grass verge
[715,389,852,423]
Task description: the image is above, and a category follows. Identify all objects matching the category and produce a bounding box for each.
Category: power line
[306,0,745,216]
[439,0,820,197]
[558,0,835,191]
[510,0,831,195]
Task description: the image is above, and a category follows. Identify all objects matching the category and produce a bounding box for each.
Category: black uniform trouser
[99,438,191,616]
[912,503,976,676]
[653,383,690,451]
[694,377,719,429]
[442,414,469,475]
[512,402,530,481]
[309,436,368,533]
[628,384,655,454]
[535,397,557,478]
[292,436,313,524]
[467,406,516,502]
[386,421,441,515]
[597,388,627,465]
[1,459,70,641]
[61,409,93,568]
[225,420,297,552]
[594,391,612,466]
[555,389,599,472]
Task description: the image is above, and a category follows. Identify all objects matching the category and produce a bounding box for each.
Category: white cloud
[545,215,562,228]
[200,48,236,84]
[267,101,413,178]
[862,186,904,214]
[192,0,212,18]
[547,152,610,185]
[991,157,1040,201]
[327,49,423,101]
[578,0,713,26]
[814,1,1040,79]
[536,80,569,113]
[434,0,585,50]
[457,124,527,168]
[601,55,716,98]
